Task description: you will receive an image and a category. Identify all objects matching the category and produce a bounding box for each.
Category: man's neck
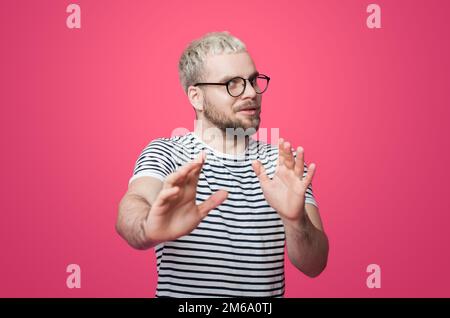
[193,119,250,156]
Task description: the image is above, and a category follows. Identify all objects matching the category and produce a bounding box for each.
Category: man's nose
[241,79,257,98]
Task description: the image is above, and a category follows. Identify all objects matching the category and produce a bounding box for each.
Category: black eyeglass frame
[193,74,271,97]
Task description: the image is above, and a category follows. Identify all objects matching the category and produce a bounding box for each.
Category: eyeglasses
[193,74,270,97]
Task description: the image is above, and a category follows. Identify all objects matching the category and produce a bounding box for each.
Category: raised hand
[252,138,316,223]
[144,152,228,243]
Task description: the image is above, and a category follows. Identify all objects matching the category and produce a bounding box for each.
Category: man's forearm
[116,193,155,250]
[283,212,329,277]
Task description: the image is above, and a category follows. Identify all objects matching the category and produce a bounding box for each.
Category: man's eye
[229,78,244,87]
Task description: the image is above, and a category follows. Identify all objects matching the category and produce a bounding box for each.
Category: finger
[164,166,190,188]
[186,161,203,185]
[294,146,305,177]
[303,163,316,188]
[192,151,206,164]
[186,152,206,184]
[197,189,228,217]
[282,141,295,169]
[277,138,285,166]
[252,160,270,185]
[155,186,180,206]
[164,153,204,187]
[189,151,206,175]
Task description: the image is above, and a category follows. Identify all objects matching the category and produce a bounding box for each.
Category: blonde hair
[178,31,247,94]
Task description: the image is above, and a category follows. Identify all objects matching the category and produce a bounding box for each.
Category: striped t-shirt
[129,132,318,298]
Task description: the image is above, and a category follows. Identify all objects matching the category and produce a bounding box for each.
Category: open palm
[252,138,316,222]
[145,152,228,243]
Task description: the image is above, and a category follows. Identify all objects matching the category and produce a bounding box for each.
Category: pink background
[1,0,449,297]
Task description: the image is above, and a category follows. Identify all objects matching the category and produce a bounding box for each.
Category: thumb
[252,160,270,184]
[197,189,228,217]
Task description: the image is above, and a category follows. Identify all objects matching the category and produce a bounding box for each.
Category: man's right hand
[143,152,228,244]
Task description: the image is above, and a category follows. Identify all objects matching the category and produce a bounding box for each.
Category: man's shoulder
[147,133,192,148]
[141,133,196,163]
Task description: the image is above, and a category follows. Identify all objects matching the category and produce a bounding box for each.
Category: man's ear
[188,86,204,113]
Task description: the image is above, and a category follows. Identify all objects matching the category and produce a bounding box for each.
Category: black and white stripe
[129,132,318,297]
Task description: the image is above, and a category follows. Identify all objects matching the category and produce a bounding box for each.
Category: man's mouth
[237,107,259,116]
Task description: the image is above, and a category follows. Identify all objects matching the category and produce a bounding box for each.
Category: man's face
[200,52,262,133]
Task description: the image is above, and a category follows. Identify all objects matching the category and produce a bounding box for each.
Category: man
[116,31,329,297]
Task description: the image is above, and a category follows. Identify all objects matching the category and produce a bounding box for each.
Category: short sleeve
[128,138,178,185]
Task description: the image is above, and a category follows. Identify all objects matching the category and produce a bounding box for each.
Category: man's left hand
[252,138,316,224]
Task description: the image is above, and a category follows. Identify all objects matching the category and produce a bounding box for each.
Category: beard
[202,97,261,133]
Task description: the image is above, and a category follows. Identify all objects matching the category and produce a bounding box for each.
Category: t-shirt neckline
[189,132,254,160]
